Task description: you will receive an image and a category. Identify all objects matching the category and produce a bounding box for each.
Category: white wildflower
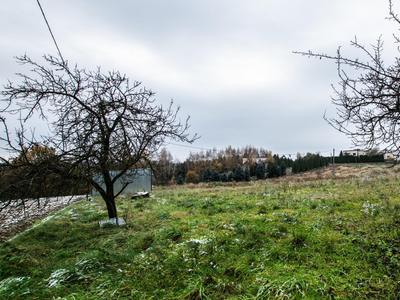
[361,201,383,215]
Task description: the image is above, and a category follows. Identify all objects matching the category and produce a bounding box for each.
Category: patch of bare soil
[0,195,85,242]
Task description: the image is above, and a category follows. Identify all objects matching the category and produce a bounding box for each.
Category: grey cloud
[0,0,396,160]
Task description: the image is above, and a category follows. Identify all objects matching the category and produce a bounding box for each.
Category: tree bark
[104,175,117,219]
[105,197,117,219]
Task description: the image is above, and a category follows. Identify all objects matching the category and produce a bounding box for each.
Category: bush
[185,171,200,184]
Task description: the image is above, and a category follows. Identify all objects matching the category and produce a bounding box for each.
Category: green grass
[1,173,400,299]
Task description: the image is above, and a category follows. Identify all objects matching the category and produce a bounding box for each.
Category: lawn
[1,166,400,299]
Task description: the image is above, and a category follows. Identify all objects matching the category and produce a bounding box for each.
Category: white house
[242,157,268,164]
[382,152,399,161]
[341,149,367,157]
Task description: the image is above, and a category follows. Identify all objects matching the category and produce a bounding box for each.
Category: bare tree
[294,0,400,155]
[0,54,198,219]
[153,148,177,185]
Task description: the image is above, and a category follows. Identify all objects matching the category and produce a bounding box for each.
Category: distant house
[242,158,268,165]
[382,152,399,161]
[341,149,367,157]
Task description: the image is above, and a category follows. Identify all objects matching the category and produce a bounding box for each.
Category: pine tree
[280,163,287,176]
[221,173,228,182]
[292,161,300,173]
[176,175,184,185]
[244,168,250,181]
[267,164,280,178]
[320,155,326,167]
[234,166,245,182]
[212,171,221,182]
[299,159,306,172]
[308,157,314,170]
[255,163,265,180]
[228,172,234,182]
[203,168,213,182]
[303,160,310,172]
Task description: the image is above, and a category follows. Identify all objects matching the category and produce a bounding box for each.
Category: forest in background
[152,145,330,185]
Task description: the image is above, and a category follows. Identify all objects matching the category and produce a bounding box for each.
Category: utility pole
[332,149,335,176]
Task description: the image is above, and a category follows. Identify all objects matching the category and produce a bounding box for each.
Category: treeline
[143,148,389,185]
[291,153,330,174]
[152,145,294,185]
[0,144,332,198]
[0,145,88,201]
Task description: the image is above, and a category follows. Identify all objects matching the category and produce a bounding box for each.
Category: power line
[168,143,214,152]
[36,0,65,63]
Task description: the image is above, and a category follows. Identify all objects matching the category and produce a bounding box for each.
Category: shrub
[185,171,200,184]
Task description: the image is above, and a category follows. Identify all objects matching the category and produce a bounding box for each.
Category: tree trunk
[104,175,118,219]
[105,197,118,219]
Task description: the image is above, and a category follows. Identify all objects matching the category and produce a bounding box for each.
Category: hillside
[285,163,399,181]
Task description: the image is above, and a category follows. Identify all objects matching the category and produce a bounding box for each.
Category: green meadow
[1,167,400,299]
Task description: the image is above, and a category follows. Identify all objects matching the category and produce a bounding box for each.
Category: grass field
[1,165,400,299]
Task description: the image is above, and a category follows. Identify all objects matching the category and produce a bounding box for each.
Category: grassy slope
[1,166,400,299]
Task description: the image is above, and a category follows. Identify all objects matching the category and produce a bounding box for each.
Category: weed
[136,234,154,250]
[290,231,308,249]
[156,211,171,220]
[257,204,268,214]
[160,227,183,242]
[124,204,135,223]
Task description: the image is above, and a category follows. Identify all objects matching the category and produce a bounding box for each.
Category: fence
[92,168,152,196]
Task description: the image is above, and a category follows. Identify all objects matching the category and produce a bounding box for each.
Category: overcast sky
[1,0,399,160]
